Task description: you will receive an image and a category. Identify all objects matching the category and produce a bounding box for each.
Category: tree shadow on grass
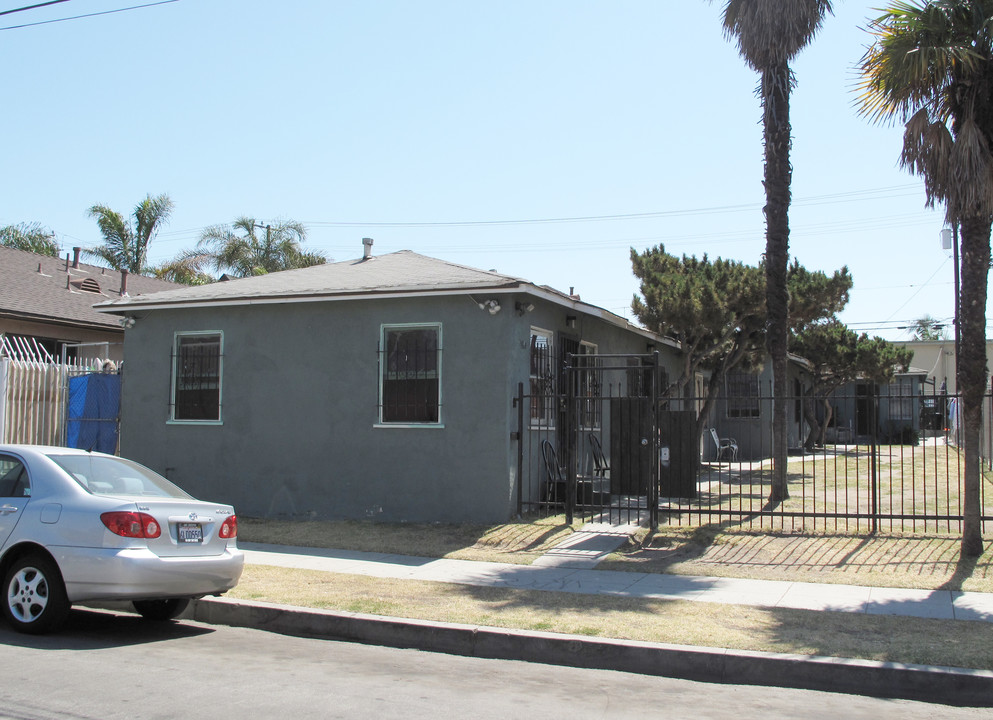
[603,514,768,575]
[938,552,980,593]
[435,573,992,675]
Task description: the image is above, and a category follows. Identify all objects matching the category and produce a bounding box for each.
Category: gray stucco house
[97,246,674,524]
[706,355,812,461]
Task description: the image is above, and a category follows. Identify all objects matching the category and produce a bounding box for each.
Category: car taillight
[218,515,238,539]
[101,511,161,539]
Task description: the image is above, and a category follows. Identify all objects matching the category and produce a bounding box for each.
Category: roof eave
[94,278,670,346]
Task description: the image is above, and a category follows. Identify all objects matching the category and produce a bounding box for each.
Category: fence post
[650,350,660,531]
[514,382,524,516]
[0,357,8,442]
[564,354,575,526]
[869,381,879,535]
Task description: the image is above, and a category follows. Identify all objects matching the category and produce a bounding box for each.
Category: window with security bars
[529,329,555,427]
[625,357,666,400]
[726,371,760,418]
[577,342,601,428]
[380,325,441,424]
[888,376,915,422]
[172,332,222,421]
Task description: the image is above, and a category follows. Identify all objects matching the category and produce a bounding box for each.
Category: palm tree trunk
[957,215,989,557]
[763,63,793,503]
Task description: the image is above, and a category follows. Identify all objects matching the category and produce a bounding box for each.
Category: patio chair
[540,439,566,505]
[709,428,739,462]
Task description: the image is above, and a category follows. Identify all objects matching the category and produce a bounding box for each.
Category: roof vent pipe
[362,237,374,260]
[72,247,81,269]
[120,269,129,296]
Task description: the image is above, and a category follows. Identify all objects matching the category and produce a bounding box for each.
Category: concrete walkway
[240,527,993,623]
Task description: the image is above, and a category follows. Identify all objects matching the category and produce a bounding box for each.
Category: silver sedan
[0,444,244,634]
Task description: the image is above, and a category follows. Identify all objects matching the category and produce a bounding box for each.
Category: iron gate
[516,351,698,529]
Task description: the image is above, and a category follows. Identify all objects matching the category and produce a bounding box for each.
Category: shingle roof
[96,250,528,311]
[90,249,663,343]
[0,245,182,330]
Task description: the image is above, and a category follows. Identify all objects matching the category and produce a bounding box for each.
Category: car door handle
[0,504,19,515]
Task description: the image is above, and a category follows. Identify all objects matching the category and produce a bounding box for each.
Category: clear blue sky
[1,0,966,341]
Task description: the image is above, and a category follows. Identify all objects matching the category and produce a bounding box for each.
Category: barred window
[888,376,915,422]
[529,328,555,427]
[380,325,441,424]
[726,372,760,418]
[577,341,601,428]
[172,332,222,422]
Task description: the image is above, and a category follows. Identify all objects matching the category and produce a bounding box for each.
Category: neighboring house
[889,339,993,447]
[96,245,680,524]
[0,245,179,363]
[706,354,811,461]
[891,338,993,396]
[829,368,929,444]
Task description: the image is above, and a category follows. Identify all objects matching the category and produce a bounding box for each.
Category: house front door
[856,383,878,437]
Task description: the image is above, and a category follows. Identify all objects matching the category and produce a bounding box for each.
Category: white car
[0,445,244,634]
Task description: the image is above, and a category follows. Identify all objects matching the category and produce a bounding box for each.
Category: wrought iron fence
[516,381,993,536]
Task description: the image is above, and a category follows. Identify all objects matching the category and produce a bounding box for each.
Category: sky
[0,0,967,341]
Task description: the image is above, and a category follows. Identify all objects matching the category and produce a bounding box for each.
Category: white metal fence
[0,333,115,446]
[0,356,71,445]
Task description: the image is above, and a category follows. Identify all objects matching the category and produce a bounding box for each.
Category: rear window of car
[47,454,193,499]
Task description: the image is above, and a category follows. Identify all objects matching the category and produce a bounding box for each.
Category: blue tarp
[66,373,121,454]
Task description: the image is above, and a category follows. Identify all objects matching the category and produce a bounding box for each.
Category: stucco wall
[118,293,664,524]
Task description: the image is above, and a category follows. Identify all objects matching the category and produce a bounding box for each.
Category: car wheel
[132,598,190,622]
[2,553,70,635]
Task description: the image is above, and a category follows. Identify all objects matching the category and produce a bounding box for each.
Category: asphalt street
[1,607,989,720]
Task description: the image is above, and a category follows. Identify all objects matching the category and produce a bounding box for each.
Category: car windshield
[48,454,193,499]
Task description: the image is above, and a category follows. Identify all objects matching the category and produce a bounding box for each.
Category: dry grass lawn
[600,526,993,593]
[240,515,576,565]
[229,566,993,671]
[234,516,993,670]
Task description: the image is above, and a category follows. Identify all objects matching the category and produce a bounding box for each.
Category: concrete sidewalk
[239,540,993,624]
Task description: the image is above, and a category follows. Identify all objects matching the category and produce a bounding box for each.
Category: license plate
[178,522,203,544]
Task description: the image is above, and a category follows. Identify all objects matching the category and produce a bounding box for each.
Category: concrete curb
[189,597,993,707]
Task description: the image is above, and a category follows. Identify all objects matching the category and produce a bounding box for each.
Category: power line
[884,259,950,322]
[302,184,924,230]
[0,1,72,18]
[0,0,177,31]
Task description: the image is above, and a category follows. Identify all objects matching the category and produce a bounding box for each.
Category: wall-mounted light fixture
[478,299,501,315]
[119,316,136,329]
[566,315,576,329]
[515,301,535,316]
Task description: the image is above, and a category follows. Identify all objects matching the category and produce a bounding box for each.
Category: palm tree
[910,314,949,341]
[0,222,60,257]
[858,0,993,557]
[715,0,834,502]
[149,259,215,286]
[190,217,328,278]
[87,193,174,274]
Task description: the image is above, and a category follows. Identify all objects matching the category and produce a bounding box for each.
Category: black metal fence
[515,379,993,536]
